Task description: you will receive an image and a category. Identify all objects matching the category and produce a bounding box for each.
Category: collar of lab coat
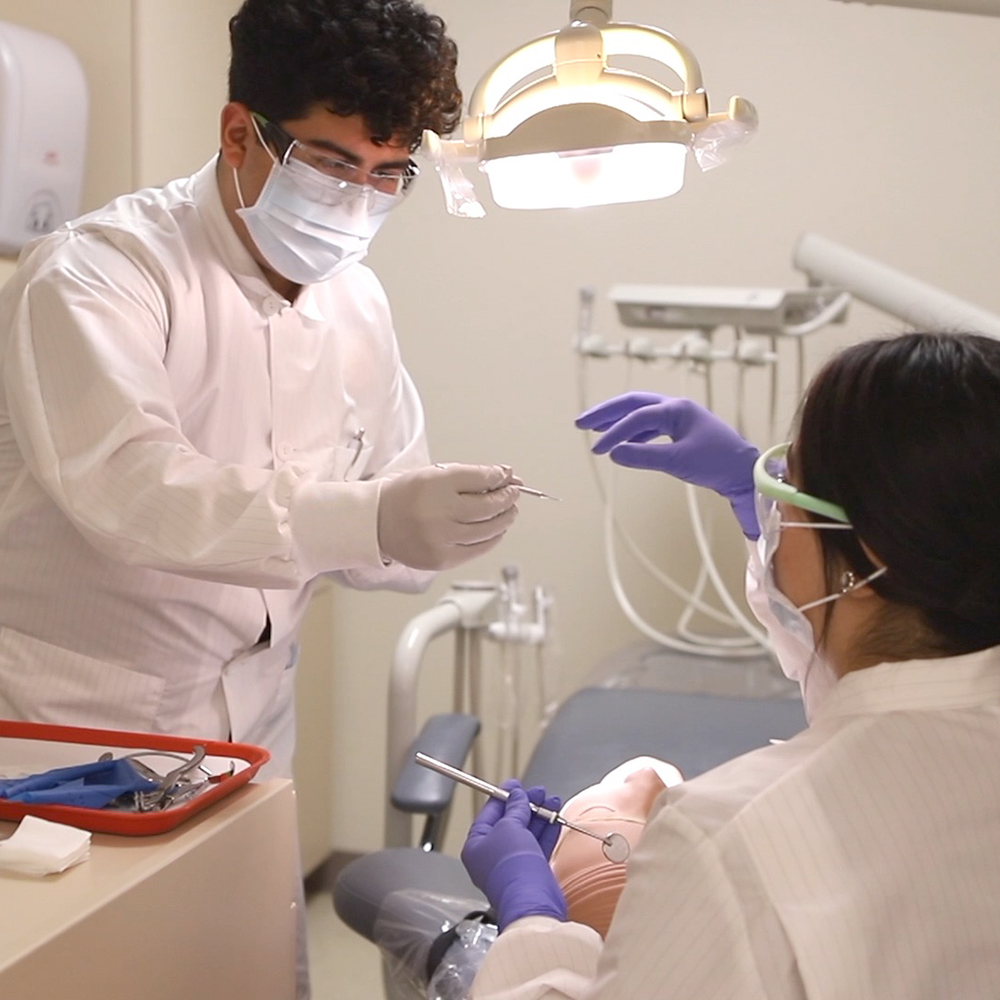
[813,643,1000,723]
[191,156,328,324]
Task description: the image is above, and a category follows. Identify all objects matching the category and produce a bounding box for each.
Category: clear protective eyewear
[753,442,886,612]
[753,442,852,528]
[251,111,419,215]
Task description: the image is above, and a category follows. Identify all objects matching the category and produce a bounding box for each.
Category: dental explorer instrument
[432,463,561,501]
[514,485,562,501]
[414,752,630,863]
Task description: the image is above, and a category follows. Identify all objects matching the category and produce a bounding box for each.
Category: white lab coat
[472,645,1000,999]
[0,157,434,777]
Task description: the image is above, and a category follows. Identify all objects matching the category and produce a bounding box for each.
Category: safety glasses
[251,112,419,198]
[753,442,851,525]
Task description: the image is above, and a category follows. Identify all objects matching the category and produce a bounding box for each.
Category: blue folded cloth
[0,758,160,808]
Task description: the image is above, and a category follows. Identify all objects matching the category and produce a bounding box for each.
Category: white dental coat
[472,645,1000,999]
[0,158,433,777]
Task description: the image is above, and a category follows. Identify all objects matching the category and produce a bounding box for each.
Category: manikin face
[549,757,681,937]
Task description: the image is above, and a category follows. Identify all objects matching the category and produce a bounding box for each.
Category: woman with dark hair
[460,332,1000,998]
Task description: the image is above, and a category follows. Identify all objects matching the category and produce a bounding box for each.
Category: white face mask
[234,130,391,285]
[745,495,886,721]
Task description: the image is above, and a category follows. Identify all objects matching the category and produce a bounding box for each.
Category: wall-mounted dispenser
[0,21,88,255]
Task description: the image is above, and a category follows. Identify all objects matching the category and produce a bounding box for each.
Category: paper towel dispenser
[0,21,88,255]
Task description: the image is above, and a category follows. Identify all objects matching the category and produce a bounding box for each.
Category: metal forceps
[415,752,631,863]
[98,746,212,812]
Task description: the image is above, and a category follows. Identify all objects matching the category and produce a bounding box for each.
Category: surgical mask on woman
[233,117,397,285]
[746,444,886,720]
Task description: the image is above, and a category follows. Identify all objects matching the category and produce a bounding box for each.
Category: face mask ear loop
[845,565,888,594]
[796,565,888,613]
[234,114,279,210]
[233,167,249,211]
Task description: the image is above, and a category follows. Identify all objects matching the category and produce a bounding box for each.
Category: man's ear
[220,102,254,169]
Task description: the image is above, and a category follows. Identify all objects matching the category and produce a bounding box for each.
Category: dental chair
[331,583,806,998]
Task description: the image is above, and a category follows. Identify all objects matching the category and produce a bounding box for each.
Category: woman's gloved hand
[461,780,567,930]
[576,392,761,539]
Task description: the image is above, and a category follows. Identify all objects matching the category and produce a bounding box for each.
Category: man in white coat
[0,3,517,993]
[0,0,517,773]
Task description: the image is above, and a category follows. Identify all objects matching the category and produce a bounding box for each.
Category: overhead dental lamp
[422,1,757,215]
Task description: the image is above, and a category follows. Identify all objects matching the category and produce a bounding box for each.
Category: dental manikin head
[549,757,683,938]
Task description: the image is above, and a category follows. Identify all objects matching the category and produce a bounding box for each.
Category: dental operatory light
[422,1,757,216]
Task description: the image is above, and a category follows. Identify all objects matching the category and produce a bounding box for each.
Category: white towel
[0,814,90,876]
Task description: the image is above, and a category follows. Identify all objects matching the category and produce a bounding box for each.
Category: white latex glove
[377,464,520,570]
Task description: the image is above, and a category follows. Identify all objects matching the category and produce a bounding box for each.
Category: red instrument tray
[0,719,269,836]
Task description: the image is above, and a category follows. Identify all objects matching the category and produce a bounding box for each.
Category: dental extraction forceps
[97,746,212,811]
[414,752,631,864]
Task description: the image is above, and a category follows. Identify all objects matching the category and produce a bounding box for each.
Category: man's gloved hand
[576,392,761,539]
[378,464,519,570]
[461,780,567,931]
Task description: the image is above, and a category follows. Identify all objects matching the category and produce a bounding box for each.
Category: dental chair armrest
[391,712,481,815]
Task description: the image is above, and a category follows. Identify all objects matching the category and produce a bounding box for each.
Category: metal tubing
[468,627,484,779]
[828,0,1000,16]
[793,233,1000,339]
[384,586,500,848]
[385,600,463,847]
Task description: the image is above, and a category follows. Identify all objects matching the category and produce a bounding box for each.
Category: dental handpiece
[414,752,630,863]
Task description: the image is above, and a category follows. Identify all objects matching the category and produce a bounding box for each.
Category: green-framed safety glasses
[753,442,850,525]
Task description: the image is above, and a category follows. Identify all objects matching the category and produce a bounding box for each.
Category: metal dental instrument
[98,745,209,811]
[514,485,562,501]
[414,752,630,864]
[432,463,562,501]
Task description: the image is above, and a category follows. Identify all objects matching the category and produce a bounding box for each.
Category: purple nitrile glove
[461,780,567,931]
[576,392,761,539]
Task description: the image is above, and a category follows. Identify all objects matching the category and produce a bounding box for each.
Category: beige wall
[1,1,999,858]
[0,0,229,275]
[0,0,129,283]
[130,0,231,186]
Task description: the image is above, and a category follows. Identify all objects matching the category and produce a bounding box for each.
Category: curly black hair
[228,0,462,150]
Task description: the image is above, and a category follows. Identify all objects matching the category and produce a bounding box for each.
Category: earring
[840,570,858,593]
